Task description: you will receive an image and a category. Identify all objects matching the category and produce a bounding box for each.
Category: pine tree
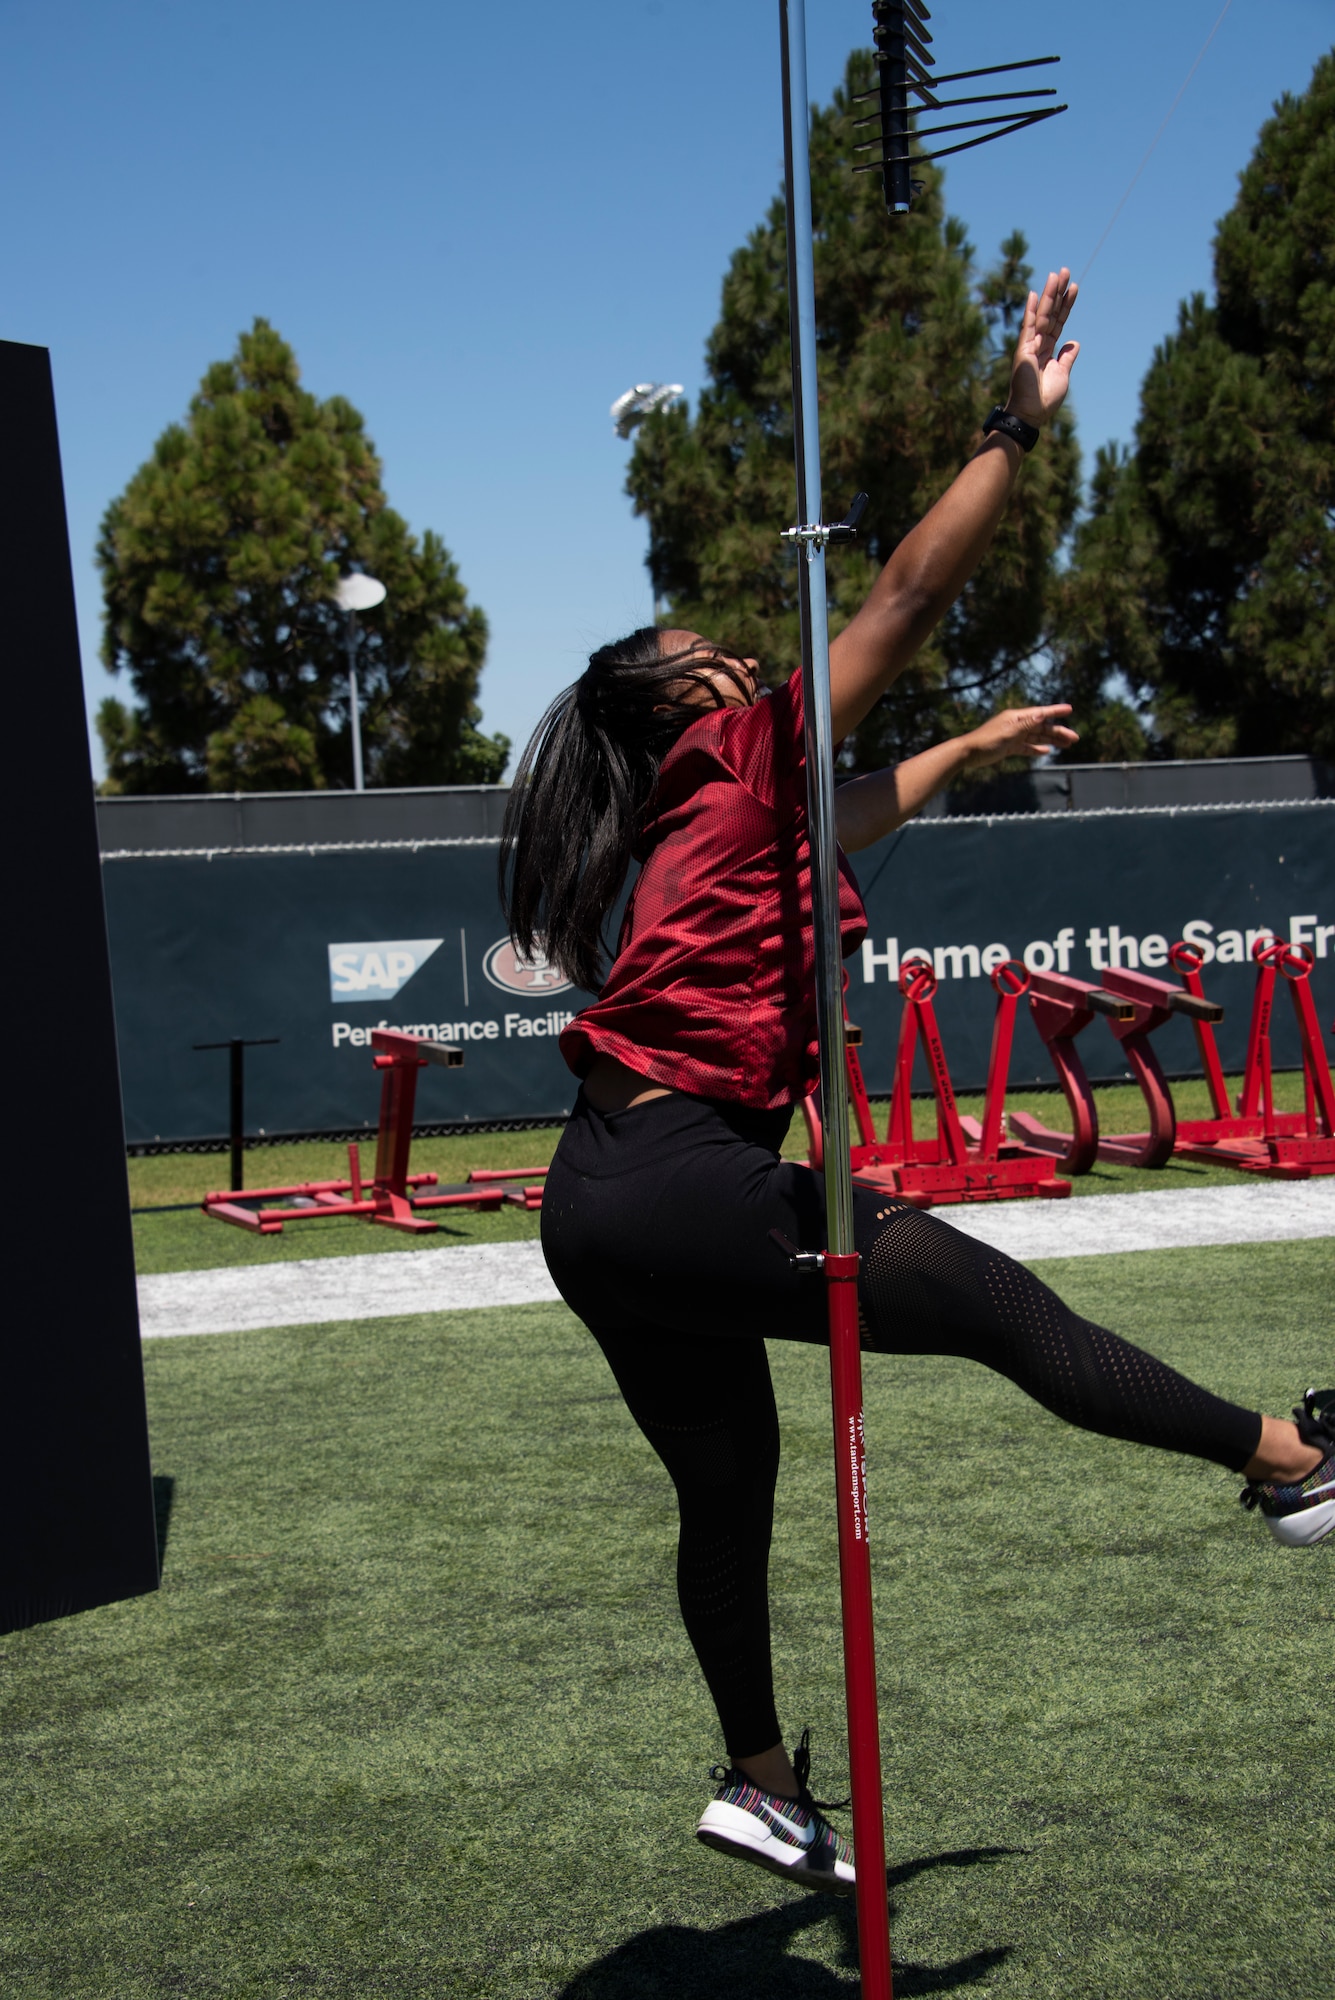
[625,49,1081,773]
[97,320,507,792]
[1054,51,1335,758]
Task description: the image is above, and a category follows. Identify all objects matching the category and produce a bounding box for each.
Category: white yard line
[138,1181,1335,1341]
[139,1240,558,1339]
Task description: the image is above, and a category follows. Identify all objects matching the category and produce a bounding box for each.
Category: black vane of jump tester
[855,0,1067,213]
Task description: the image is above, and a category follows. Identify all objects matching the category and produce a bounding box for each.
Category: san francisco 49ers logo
[481,936,573,997]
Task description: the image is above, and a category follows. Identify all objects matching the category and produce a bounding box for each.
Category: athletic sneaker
[695,1729,855,1895]
[1240,1388,1335,1547]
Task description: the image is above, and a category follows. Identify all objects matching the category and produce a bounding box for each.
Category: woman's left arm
[834,704,1079,852]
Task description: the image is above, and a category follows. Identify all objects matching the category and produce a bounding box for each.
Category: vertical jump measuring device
[776,5,1065,1991]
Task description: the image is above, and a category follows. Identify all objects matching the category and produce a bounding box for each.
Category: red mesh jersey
[559,669,868,1107]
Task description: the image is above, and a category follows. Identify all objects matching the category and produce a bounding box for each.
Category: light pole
[333,572,387,791]
[610,384,684,619]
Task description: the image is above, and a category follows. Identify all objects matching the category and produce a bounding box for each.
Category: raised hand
[1006,269,1079,429]
[961,704,1079,771]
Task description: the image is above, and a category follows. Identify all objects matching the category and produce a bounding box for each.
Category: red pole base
[825,1248,893,1998]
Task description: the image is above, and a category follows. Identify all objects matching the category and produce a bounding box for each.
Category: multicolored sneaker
[695,1730,855,1895]
[1241,1388,1335,1547]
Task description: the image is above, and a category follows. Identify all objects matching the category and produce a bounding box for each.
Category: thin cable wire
[1079,0,1234,285]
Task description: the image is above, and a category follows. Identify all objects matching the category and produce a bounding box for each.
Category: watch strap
[982,405,1039,453]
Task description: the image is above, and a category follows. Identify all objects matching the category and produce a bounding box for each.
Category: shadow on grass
[559,1847,1017,1997]
[152,1474,175,1567]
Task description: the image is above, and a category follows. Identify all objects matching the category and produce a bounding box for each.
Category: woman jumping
[501,269,1334,1896]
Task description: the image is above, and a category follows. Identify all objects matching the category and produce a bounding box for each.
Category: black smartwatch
[982,405,1039,453]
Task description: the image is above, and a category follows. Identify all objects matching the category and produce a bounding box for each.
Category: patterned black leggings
[541,1089,1261,1759]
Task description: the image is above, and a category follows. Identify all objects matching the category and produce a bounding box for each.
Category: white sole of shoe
[1265,1494,1335,1546]
[696,1799,855,1896]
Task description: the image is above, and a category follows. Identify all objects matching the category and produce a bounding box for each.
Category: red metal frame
[464,1165,549,1210]
[804,959,1071,1206]
[202,1030,512,1233]
[1009,964,1215,1171]
[1171,938,1335,1176]
[975,958,1030,1159]
[1086,966,1194,1169]
[1006,969,1135,1173]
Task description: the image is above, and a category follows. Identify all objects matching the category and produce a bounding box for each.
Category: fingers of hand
[1035,271,1077,358]
[1011,708,1077,750]
[1011,704,1071,729]
[1037,268,1065,315]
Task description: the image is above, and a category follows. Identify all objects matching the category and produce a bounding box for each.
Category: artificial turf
[3,1238,1332,1996]
[129,1074,1310,1275]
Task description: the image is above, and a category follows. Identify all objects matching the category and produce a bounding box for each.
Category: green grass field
[3,1233,1333,1996]
[129,1074,1307,1275]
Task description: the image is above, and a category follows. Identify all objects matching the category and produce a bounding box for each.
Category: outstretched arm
[827,268,1079,745]
[834,704,1079,852]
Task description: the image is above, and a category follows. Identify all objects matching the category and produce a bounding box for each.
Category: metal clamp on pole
[780,492,870,551]
[768,1227,825,1274]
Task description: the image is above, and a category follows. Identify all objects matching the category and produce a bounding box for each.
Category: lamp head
[610,382,684,439]
[334,574,387,613]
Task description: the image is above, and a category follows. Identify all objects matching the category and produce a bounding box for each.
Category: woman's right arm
[826,268,1079,745]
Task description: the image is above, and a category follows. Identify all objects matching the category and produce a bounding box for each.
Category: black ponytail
[500,628,749,994]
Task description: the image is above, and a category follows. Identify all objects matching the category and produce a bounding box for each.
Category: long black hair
[500,627,752,994]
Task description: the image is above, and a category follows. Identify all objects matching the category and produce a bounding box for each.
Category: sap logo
[482,936,573,996]
[327,939,443,1003]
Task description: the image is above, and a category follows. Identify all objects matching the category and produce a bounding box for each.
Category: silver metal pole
[346,611,365,792]
[780,12,894,1995]
[780,0,855,1262]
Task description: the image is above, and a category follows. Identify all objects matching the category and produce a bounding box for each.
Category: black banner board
[2,341,158,1634]
[103,800,1335,1145]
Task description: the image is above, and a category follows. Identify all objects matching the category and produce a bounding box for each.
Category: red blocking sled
[1089,965,1225,1170]
[1170,937,1335,1176]
[202,1029,548,1234]
[1012,938,1335,1181]
[1009,964,1223,1171]
[802,958,1071,1207]
[1006,969,1135,1173]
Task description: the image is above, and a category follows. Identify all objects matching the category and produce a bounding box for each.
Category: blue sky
[3,0,1330,780]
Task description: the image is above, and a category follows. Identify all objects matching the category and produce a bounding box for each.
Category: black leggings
[541,1089,1261,1759]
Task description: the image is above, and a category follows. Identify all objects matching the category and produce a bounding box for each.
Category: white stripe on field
[941,1177,1335,1263]
[137,1180,1335,1341]
[139,1240,559,1340]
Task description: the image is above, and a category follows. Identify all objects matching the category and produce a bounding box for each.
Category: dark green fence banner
[850,801,1335,1099]
[102,842,598,1144]
[102,801,1335,1145]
